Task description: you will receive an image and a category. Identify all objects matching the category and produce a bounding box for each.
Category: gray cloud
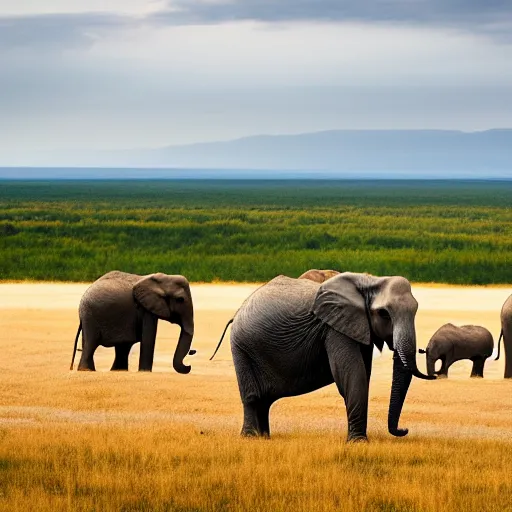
[1,0,512,51]
[0,12,134,49]
[158,0,512,31]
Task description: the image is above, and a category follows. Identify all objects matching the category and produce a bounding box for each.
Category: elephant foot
[240,427,261,438]
[436,373,448,379]
[470,374,483,378]
[347,435,368,444]
[77,367,95,372]
[110,368,129,372]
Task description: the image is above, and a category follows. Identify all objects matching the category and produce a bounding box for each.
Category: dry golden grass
[1,284,512,511]
[2,426,512,512]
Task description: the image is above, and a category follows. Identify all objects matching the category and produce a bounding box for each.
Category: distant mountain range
[2,129,512,179]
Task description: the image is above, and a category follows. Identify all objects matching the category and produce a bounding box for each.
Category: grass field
[1,179,511,283]
[1,176,511,510]
[3,427,512,511]
[0,283,511,511]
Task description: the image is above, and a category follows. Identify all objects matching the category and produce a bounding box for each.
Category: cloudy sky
[1,0,512,160]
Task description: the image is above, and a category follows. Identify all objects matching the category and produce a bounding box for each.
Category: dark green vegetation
[0,180,510,283]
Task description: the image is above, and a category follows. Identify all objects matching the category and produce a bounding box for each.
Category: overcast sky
[1,0,512,160]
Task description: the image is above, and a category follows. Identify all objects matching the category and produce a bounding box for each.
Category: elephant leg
[504,326,512,379]
[325,331,368,442]
[241,398,273,437]
[77,328,98,371]
[256,399,273,437]
[111,343,132,371]
[241,401,261,436]
[442,355,458,378]
[360,343,373,390]
[232,346,269,437]
[436,356,449,378]
[139,314,158,372]
[470,357,485,378]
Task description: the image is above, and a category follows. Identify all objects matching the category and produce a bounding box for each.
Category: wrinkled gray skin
[499,294,512,378]
[70,271,194,373]
[298,269,341,283]
[420,324,494,378]
[226,272,433,442]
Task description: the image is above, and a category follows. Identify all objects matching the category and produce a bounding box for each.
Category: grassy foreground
[0,294,511,511]
[1,426,512,512]
[1,303,511,512]
[1,179,511,284]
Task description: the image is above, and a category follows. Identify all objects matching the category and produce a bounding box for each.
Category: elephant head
[312,272,434,437]
[133,273,194,374]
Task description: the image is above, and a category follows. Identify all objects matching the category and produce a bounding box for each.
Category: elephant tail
[70,321,82,370]
[495,330,503,361]
[418,348,426,354]
[210,318,233,361]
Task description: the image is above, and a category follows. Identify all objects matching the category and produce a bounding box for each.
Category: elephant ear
[311,273,371,345]
[133,274,170,319]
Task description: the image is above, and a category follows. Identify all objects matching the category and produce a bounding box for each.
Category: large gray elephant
[497,294,512,378]
[419,323,494,378]
[298,269,340,283]
[212,272,434,442]
[70,271,195,373]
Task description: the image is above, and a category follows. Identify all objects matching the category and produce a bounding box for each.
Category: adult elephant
[497,294,512,378]
[419,324,494,378]
[212,272,434,442]
[298,269,340,283]
[70,271,195,373]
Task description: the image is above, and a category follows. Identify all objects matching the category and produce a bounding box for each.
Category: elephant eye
[175,296,185,304]
[378,309,391,320]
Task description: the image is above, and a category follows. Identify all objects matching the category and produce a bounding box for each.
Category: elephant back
[230,275,327,365]
[232,276,320,336]
[79,272,140,327]
[501,294,512,321]
[460,325,494,354]
[240,274,318,312]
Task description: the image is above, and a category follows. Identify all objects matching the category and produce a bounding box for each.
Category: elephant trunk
[388,353,412,437]
[426,354,436,376]
[388,323,435,437]
[173,312,194,375]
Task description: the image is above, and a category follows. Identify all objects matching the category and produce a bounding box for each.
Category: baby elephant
[298,269,340,283]
[419,323,494,378]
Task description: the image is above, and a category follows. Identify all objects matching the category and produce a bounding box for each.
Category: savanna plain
[0,180,511,512]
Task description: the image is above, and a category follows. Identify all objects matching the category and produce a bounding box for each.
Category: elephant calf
[70,271,195,373]
[419,323,494,378]
[298,269,340,283]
